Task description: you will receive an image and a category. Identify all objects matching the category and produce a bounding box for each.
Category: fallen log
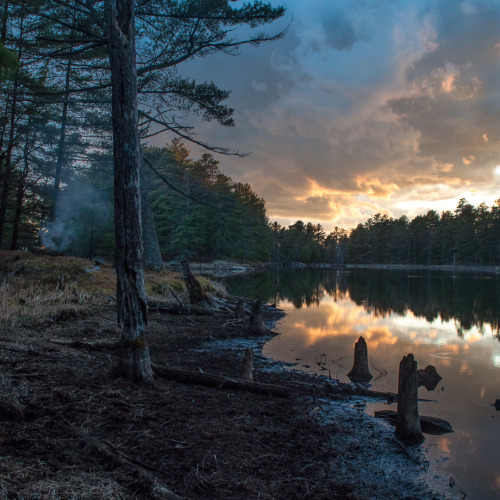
[374,409,453,435]
[152,363,289,397]
[354,385,397,402]
[325,381,398,402]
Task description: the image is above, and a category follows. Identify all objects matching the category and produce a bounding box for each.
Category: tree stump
[234,299,245,319]
[241,347,254,382]
[247,300,268,335]
[181,260,205,304]
[347,336,372,382]
[395,353,424,445]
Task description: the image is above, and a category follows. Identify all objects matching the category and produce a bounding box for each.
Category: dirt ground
[0,254,444,499]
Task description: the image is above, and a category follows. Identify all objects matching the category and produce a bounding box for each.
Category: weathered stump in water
[181,260,205,304]
[247,300,269,335]
[417,365,442,391]
[347,336,372,382]
[241,347,254,382]
[395,353,424,445]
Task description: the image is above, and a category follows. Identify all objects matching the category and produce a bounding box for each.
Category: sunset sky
[155,0,500,232]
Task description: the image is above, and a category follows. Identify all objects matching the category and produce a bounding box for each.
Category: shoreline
[0,250,448,499]
[200,303,448,500]
[188,259,500,277]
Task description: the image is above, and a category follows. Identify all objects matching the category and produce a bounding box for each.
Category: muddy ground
[0,256,445,499]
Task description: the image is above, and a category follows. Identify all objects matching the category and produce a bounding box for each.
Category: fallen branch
[374,410,453,435]
[152,363,289,397]
[352,383,398,402]
[49,338,117,350]
[59,417,182,500]
[324,380,397,402]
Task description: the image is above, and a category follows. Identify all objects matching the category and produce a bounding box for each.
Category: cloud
[152,0,500,231]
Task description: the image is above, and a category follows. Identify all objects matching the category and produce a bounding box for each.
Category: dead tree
[347,336,372,382]
[395,353,424,445]
[181,260,205,304]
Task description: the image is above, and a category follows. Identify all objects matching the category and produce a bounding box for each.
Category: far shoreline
[188,259,500,276]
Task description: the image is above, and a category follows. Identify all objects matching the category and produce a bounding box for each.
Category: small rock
[417,365,442,391]
[449,474,456,487]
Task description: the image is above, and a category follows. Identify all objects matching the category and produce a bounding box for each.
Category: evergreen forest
[0,2,499,268]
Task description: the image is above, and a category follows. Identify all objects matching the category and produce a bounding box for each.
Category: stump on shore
[181,260,205,304]
[234,299,245,319]
[247,300,269,335]
[241,347,254,382]
[395,353,424,445]
[347,336,372,382]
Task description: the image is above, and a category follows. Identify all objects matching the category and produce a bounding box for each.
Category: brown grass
[0,250,222,327]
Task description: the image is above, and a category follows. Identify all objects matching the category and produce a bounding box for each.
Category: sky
[153,0,500,232]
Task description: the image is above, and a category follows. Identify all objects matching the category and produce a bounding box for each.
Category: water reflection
[224,269,500,499]
[226,268,500,338]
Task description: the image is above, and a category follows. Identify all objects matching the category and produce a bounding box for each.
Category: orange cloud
[355,176,400,198]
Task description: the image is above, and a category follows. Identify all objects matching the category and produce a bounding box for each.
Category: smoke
[40,180,114,255]
[39,220,71,251]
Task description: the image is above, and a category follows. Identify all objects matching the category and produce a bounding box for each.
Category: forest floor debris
[0,252,445,499]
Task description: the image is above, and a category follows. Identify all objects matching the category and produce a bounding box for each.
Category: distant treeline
[4,133,500,267]
[346,199,500,266]
[271,198,500,267]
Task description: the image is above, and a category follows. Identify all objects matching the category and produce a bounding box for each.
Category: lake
[224,268,500,500]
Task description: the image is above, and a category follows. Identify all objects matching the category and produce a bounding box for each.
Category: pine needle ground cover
[0,251,440,499]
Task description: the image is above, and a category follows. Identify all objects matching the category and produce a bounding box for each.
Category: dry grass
[0,458,129,500]
[0,250,223,327]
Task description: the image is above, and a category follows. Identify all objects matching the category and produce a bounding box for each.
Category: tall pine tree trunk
[0,71,18,245]
[10,159,27,250]
[140,153,164,270]
[50,57,72,222]
[106,0,153,382]
[0,10,21,246]
[10,116,30,250]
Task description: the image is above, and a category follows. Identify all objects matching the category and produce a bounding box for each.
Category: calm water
[224,268,500,500]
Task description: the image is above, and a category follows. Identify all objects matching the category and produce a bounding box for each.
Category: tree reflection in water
[224,268,500,500]
[225,268,500,337]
